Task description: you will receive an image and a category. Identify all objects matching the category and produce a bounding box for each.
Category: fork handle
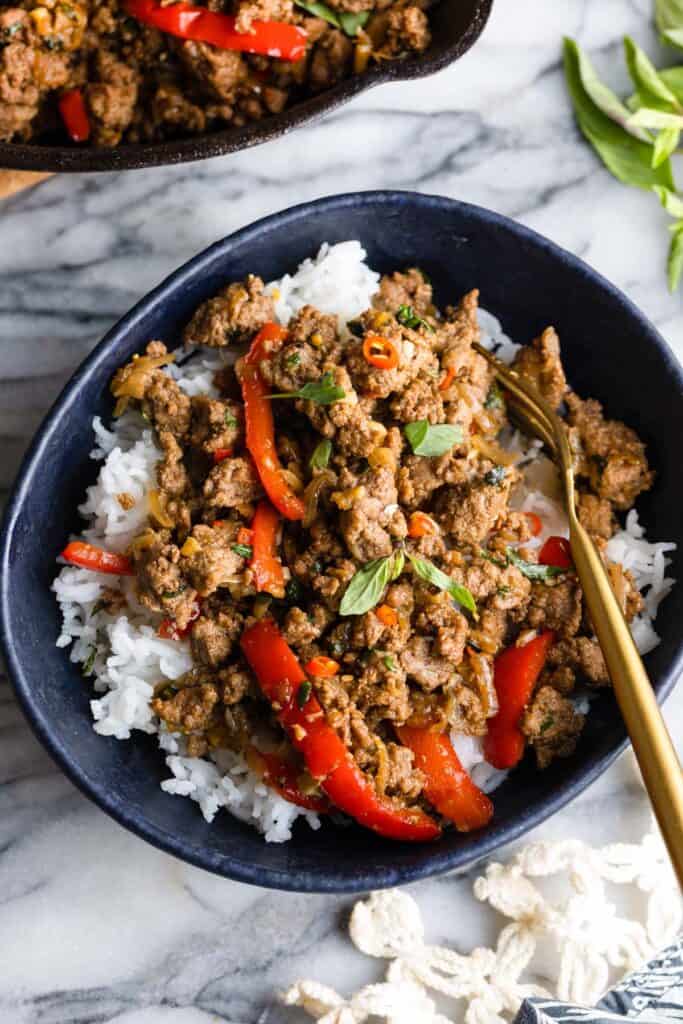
[569,514,683,887]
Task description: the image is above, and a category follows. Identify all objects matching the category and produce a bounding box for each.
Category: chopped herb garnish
[404,420,464,457]
[484,382,504,410]
[396,304,434,332]
[224,411,238,427]
[232,543,253,559]
[484,465,507,487]
[161,586,186,599]
[311,560,323,576]
[480,548,507,568]
[407,553,478,618]
[90,599,107,617]
[309,438,332,470]
[297,680,312,708]
[285,578,303,604]
[539,715,555,734]
[83,645,97,675]
[4,21,22,37]
[497,585,511,596]
[506,548,569,582]
[269,371,346,405]
[285,352,301,368]
[383,654,397,672]
[329,639,346,657]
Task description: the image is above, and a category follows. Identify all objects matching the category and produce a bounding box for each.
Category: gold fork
[473,341,683,887]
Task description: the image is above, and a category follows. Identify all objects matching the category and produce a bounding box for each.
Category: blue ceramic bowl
[2,191,682,893]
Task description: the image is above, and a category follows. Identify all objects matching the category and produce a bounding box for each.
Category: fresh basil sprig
[563,33,683,291]
[404,420,464,457]
[232,543,253,558]
[563,37,675,187]
[506,548,568,582]
[294,0,370,36]
[407,553,477,617]
[656,0,683,49]
[396,304,434,332]
[310,438,332,470]
[269,371,346,405]
[340,549,404,617]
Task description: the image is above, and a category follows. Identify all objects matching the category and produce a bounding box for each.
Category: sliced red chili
[362,334,399,370]
[407,511,439,539]
[525,512,543,537]
[213,448,233,463]
[375,604,398,627]
[439,366,456,391]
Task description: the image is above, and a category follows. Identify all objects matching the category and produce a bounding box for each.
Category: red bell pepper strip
[240,619,441,841]
[124,0,307,61]
[247,745,329,812]
[238,323,306,521]
[61,541,133,576]
[58,89,91,143]
[396,725,493,832]
[250,499,285,597]
[484,631,556,769]
[539,535,573,569]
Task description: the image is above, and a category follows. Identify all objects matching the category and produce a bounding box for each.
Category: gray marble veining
[1,0,682,1020]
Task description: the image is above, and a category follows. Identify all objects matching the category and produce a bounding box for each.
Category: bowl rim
[0,0,493,173]
[2,189,683,892]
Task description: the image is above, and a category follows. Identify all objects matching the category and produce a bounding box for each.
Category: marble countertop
[1,0,682,1021]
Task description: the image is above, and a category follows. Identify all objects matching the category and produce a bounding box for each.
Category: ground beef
[521,685,584,769]
[191,607,244,667]
[308,28,353,91]
[372,268,434,316]
[566,393,654,509]
[436,468,516,547]
[143,372,192,439]
[390,374,444,424]
[190,396,242,457]
[577,492,615,540]
[182,524,246,595]
[512,327,567,410]
[339,466,406,561]
[152,683,219,733]
[525,578,583,638]
[183,276,275,347]
[177,40,246,102]
[202,456,263,509]
[132,532,198,629]
[401,636,456,692]
[546,636,609,688]
[381,5,431,54]
[86,51,139,147]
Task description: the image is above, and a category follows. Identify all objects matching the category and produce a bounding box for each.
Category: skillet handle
[0,170,52,200]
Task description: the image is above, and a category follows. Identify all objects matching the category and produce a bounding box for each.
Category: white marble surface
[1,0,682,1021]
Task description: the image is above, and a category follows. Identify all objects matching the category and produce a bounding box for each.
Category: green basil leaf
[338,9,370,35]
[656,0,683,49]
[563,38,675,189]
[270,371,346,405]
[628,107,683,131]
[654,184,683,218]
[404,420,464,456]
[562,36,650,140]
[310,438,332,470]
[224,411,238,427]
[624,37,680,107]
[232,543,253,558]
[506,548,568,581]
[407,553,477,617]
[484,465,507,487]
[383,654,397,671]
[653,126,680,167]
[340,554,394,616]
[661,67,683,103]
[667,224,683,291]
[294,0,341,28]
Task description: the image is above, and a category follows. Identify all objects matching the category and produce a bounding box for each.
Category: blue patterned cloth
[515,939,683,1022]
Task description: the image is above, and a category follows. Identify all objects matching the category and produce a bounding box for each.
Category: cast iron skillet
[2,191,682,892]
[0,0,492,173]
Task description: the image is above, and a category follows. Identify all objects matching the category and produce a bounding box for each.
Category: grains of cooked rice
[52,242,676,841]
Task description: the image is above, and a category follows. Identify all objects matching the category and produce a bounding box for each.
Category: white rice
[53,242,676,841]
